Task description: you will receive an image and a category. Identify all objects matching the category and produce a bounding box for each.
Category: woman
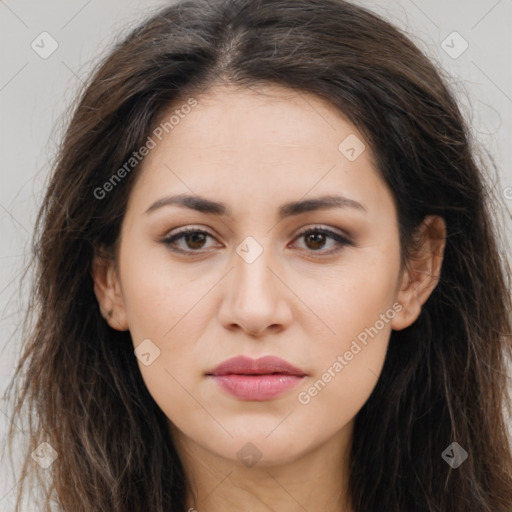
[6,0,512,510]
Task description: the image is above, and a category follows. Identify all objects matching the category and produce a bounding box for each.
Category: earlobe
[391,215,446,331]
[91,251,129,331]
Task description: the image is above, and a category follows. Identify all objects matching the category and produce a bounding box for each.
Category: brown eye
[182,231,208,250]
[162,228,217,253]
[293,227,353,255]
[304,231,328,250]
[162,226,353,256]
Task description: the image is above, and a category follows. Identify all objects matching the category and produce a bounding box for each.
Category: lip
[206,355,307,401]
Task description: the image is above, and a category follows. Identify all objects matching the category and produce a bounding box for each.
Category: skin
[93,83,446,511]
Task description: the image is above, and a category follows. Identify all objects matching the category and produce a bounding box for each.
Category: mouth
[206,355,307,401]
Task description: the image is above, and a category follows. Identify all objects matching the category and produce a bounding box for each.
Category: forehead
[159,83,363,154]
[126,83,394,220]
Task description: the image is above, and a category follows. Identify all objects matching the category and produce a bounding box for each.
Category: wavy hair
[6,0,512,510]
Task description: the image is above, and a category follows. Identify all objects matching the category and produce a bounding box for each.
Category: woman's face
[96,84,418,467]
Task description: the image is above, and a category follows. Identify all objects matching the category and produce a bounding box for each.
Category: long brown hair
[6,0,512,510]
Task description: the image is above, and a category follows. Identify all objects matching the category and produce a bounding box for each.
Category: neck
[171,422,354,512]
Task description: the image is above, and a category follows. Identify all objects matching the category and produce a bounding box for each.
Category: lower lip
[210,374,304,401]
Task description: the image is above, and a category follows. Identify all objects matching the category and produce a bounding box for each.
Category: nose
[217,240,293,337]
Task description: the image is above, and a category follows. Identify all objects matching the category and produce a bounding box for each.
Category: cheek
[118,233,214,343]
[292,344,386,455]
[295,246,400,347]
[291,248,400,406]
[117,240,223,420]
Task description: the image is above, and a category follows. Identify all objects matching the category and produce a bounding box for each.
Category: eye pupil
[186,232,207,249]
[305,232,326,250]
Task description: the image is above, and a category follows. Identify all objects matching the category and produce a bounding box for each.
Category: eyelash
[161,225,353,256]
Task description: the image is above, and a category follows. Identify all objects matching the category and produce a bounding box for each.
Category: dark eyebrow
[145,193,367,218]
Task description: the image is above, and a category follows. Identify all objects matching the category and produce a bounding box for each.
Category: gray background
[1,0,511,509]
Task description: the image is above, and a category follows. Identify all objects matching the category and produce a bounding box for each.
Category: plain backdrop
[1,0,511,509]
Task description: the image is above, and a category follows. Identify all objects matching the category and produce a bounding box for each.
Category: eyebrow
[144,193,367,219]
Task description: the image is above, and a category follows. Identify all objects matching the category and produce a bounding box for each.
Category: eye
[291,226,353,255]
[161,227,218,254]
[161,225,353,256]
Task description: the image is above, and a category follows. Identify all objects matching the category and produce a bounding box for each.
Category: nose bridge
[219,233,292,335]
[233,234,276,305]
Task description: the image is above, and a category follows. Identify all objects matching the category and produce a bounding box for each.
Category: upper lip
[207,355,307,377]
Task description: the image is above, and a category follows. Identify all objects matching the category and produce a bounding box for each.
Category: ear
[391,215,446,331]
[91,249,129,331]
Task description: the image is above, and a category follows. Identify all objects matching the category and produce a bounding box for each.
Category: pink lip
[206,355,307,401]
